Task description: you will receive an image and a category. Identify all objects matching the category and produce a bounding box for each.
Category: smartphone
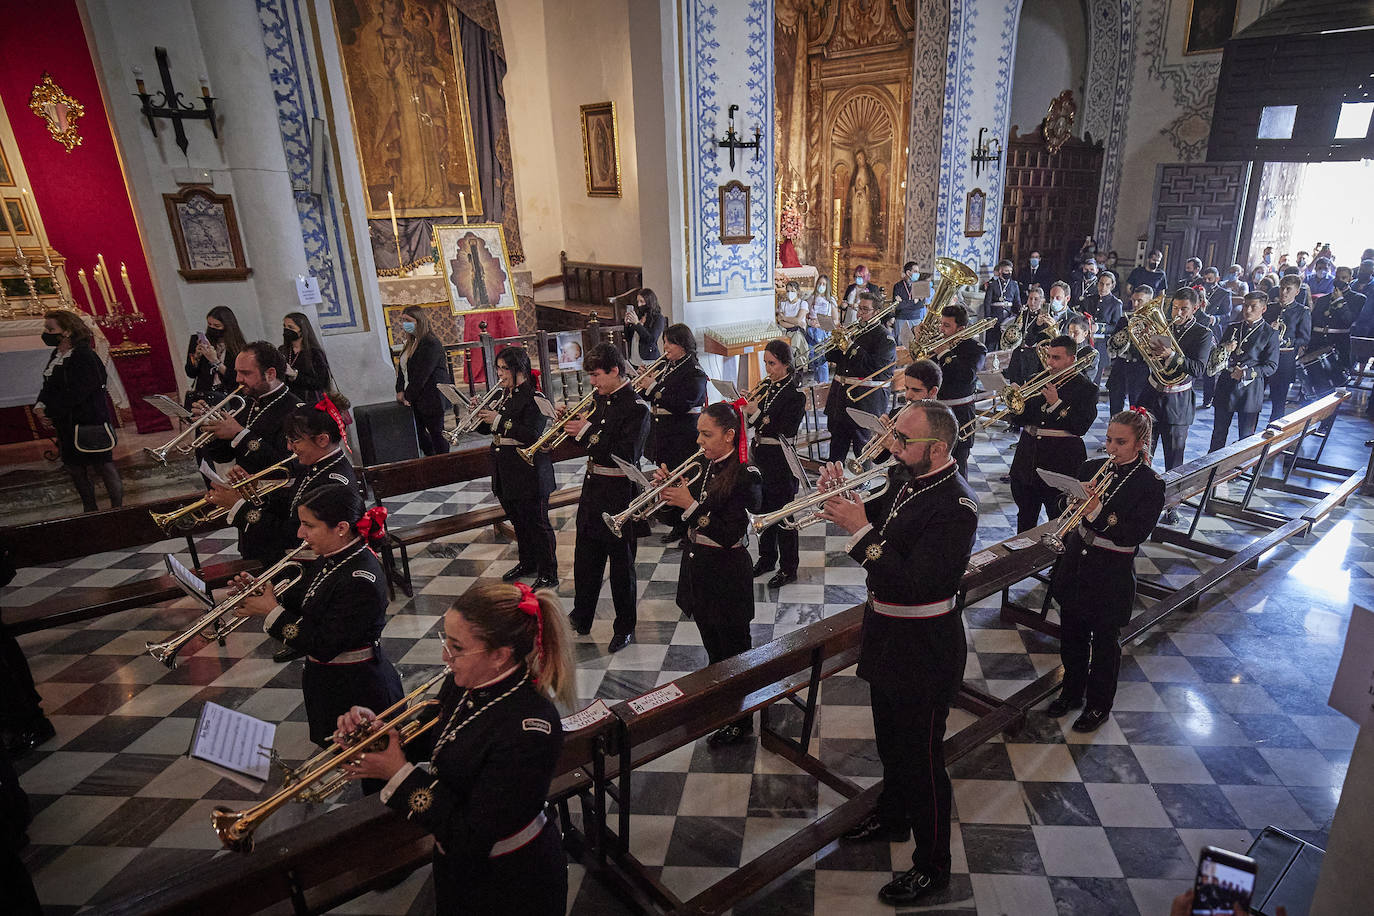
[1192,846,1257,915]
[198,332,210,347]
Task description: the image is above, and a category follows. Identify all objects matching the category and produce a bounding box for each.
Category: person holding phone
[623,288,665,368]
[185,306,247,409]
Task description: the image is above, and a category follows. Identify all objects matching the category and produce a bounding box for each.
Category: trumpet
[602,449,705,536]
[212,670,449,852]
[631,353,672,392]
[749,459,896,533]
[447,385,508,441]
[145,543,308,668]
[518,388,597,464]
[845,361,897,403]
[1272,316,1292,349]
[912,317,997,362]
[145,386,247,464]
[149,457,295,533]
[958,352,1095,440]
[910,257,979,352]
[845,410,900,474]
[1041,461,1116,553]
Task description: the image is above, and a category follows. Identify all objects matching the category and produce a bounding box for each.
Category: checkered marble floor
[7,399,1373,915]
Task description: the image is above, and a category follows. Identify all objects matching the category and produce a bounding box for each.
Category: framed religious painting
[432,223,517,314]
[1185,0,1240,55]
[163,186,252,282]
[719,180,753,245]
[964,188,986,238]
[581,101,622,197]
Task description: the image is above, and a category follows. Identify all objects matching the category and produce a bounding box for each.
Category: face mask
[1149,260,1161,268]
[205,327,224,343]
[787,291,797,301]
[41,331,63,347]
[1316,270,1329,279]
[1029,258,1040,268]
[1298,258,1308,267]
[1336,280,1350,292]
[282,327,300,343]
[401,320,417,334]
[854,275,863,283]
[1050,298,1066,312]
[910,272,919,282]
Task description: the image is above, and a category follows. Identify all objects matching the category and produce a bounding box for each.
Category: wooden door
[1148,163,1251,278]
[999,126,1104,270]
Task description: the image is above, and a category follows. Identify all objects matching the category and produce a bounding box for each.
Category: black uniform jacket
[1051,456,1166,626]
[203,383,303,474]
[395,334,449,415]
[1213,319,1280,415]
[892,277,925,320]
[232,449,357,564]
[677,457,764,621]
[1009,373,1099,484]
[1081,292,1123,332]
[386,668,563,908]
[748,374,805,498]
[643,355,707,464]
[1138,319,1213,427]
[478,381,555,501]
[938,337,987,427]
[826,325,895,419]
[1007,309,1062,383]
[1312,291,1357,334]
[282,345,331,405]
[1265,301,1313,360]
[576,382,649,542]
[850,463,978,703]
[625,312,666,362]
[982,277,1022,312]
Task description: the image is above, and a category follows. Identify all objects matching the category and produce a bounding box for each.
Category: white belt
[869,596,957,618]
[1077,525,1135,554]
[587,461,627,477]
[755,436,783,446]
[1022,426,1074,439]
[309,646,375,665]
[652,406,702,416]
[492,437,522,447]
[688,530,740,550]
[1312,327,1348,334]
[490,811,547,857]
[1152,379,1194,394]
[837,375,887,387]
[939,393,978,406]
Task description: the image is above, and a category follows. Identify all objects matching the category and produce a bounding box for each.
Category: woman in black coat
[341,582,576,915]
[34,310,123,512]
[280,311,333,405]
[658,402,763,745]
[395,305,451,455]
[623,287,666,367]
[639,322,708,542]
[185,305,246,408]
[747,340,806,589]
[477,347,558,588]
[1047,408,1166,734]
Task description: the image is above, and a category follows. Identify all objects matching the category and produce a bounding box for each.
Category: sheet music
[782,438,809,489]
[710,379,742,401]
[847,408,889,434]
[198,459,229,487]
[1037,468,1089,500]
[164,554,212,607]
[189,701,275,783]
[612,455,652,490]
[143,394,193,420]
[436,383,467,408]
[978,370,1008,393]
[534,395,557,418]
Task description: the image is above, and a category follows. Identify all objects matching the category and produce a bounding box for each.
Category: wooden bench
[534,252,642,330]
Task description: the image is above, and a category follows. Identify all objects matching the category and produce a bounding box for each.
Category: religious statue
[466,239,489,307]
[842,148,882,249]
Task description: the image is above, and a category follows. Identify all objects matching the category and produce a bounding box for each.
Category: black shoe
[1202,400,1213,409]
[273,645,306,663]
[501,563,534,582]
[3,716,56,757]
[531,574,558,591]
[660,529,687,545]
[569,618,592,636]
[1046,694,1084,718]
[608,633,634,653]
[752,559,775,577]
[1072,708,1111,733]
[767,570,797,589]
[878,865,950,905]
[842,813,910,843]
[706,722,754,746]
[1160,508,1179,526]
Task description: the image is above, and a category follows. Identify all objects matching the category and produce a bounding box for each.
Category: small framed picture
[581,101,622,198]
[964,188,986,238]
[163,186,253,282]
[432,223,517,314]
[1185,0,1240,55]
[719,180,753,245]
[555,331,585,370]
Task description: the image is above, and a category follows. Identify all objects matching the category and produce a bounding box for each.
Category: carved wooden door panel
[1148,163,1251,280]
[999,128,1103,273]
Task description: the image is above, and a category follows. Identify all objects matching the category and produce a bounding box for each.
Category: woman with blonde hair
[394,305,451,455]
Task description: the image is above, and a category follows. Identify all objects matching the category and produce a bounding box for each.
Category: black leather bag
[74,422,117,454]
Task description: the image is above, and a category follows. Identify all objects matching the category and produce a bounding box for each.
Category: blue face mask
[1029,258,1040,268]
[401,320,416,334]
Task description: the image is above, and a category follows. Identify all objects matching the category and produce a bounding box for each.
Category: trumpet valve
[845,457,866,475]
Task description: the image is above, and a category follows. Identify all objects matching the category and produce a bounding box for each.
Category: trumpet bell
[1040,533,1066,554]
[211,806,254,853]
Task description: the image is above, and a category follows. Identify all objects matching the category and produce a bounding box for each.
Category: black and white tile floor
[6,404,1372,915]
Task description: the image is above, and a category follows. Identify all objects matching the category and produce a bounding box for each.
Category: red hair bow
[1130,405,1149,417]
[515,582,545,677]
[356,505,387,541]
[729,396,749,463]
[315,395,352,453]
[531,368,542,392]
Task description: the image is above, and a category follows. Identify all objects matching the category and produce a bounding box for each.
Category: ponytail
[451,583,576,708]
[297,484,387,548]
[1113,407,1153,463]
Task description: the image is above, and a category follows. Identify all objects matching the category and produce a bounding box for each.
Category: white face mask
[1050,298,1066,312]
[787,291,797,301]
[854,275,863,283]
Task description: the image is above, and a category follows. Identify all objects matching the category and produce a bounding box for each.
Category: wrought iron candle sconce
[133,47,219,157]
[715,104,761,171]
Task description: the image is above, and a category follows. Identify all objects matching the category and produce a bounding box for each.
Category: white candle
[460,191,467,225]
[94,265,114,312]
[77,268,96,313]
[387,190,400,239]
[120,262,140,313]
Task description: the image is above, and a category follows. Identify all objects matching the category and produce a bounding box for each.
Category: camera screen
[1192,856,1256,915]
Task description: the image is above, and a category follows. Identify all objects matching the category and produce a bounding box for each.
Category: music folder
[611,455,652,491]
[436,383,467,408]
[165,554,213,608]
[1036,468,1089,501]
[847,408,888,434]
[143,394,193,421]
[710,379,742,402]
[189,701,276,789]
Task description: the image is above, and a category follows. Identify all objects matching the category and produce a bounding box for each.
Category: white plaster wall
[1010,0,1087,137]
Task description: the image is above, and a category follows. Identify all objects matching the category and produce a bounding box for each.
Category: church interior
[2,0,1374,913]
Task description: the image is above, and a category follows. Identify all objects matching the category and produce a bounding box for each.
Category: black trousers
[871,685,954,873]
[1201,371,1217,406]
[1152,422,1190,471]
[1268,355,1296,424]
[500,495,557,579]
[1010,474,1067,532]
[0,627,44,730]
[571,535,637,636]
[827,414,872,463]
[1209,407,1260,452]
[756,488,798,574]
[952,437,972,479]
[1107,360,1147,416]
[1059,604,1122,712]
[413,407,450,456]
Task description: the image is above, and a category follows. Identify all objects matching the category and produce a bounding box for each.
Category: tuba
[911,257,978,352]
[1126,293,1190,388]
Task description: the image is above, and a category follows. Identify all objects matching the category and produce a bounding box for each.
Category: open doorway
[1247,159,1374,269]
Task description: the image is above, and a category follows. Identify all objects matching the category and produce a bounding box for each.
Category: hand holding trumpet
[225,571,278,617]
[817,461,869,534]
[652,463,694,508]
[333,706,406,782]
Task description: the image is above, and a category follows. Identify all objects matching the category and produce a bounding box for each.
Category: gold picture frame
[0,144,13,186]
[28,72,85,153]
[719,181,753,245]
[1184,0,1240,55]
[963,188,986,238]
[581,101,622,198]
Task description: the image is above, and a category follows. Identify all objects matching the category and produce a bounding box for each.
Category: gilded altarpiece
[775,1,913,285]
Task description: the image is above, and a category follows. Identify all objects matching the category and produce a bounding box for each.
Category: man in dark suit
[1125,250,1167,297]
[1018,250,1053,294]
[1069,258,1100,309]
[1136,288,1214,498]
[827,292,896,462]
[200,341,303,475]
[1210,292,1280,453]
[891,261,927,349]
[982,260,1022,349]
[1266,274,1312,423]
[1079,272,1122,386]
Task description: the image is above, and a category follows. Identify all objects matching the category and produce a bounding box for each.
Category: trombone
[602,448,705,536]
[845,409,901,474]
[749,459,896,533]
[1041,461,1115,553]
[149,456,295,533]
[911,317,997,362]
[845,362,897,403]
[518,388,596,465]
[145,386,247,464]
[958,352,1096,440]
[631,353,672,392]
[144,543,308,668]
[212,669,449,852]
[447,385,508,442]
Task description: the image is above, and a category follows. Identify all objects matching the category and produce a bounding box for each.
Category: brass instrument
[145,543,308,668]
[845,361,898,403]
[1205,334,1238,377]
[1041,461,1116,553]
[1273,316,1292,349]
[749,459,896,533]
[517,388,597,465]
[602,448,705,536]
[1126,293,1190,388]
[815,291,893,362]
[149,456,295,533]
[999,313,1025,350]
[145,386,247,464]
[910,257,979,352]
[631,353,672,392]
[447,385,509,441]
[212,670,449,851]
[911,317,997,362]
[958,352,1096,440]
[743,374,780,402]
[1106,326,1132,360]
[845,409,901,474]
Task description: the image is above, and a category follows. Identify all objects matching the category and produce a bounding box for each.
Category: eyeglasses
[435,632,487,661]
[890,433,941,449]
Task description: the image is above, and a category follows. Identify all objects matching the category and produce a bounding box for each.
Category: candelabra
[96,299,148,348]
